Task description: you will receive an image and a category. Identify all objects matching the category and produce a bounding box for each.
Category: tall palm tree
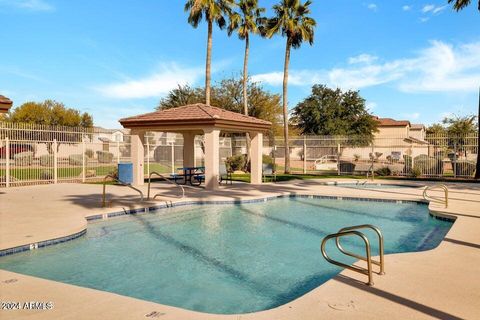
[227,0,266,164]
[228,0,266,117]
[265,0,316,174]
[448,0,480,11]
[185,0,235,105]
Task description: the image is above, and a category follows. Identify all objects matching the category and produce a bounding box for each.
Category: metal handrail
[321,230,374,286]
[336,224,385,275]
[423,184,448,208]
[147,171,185,200]
[102,174,144,208]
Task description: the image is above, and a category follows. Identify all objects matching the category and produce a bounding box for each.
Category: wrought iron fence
[1,121,478,187]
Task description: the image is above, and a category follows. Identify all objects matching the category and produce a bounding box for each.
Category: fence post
[146,137,150,178]
[171,142,175,175]
[337,143,341,176]
[5,137,10,188]
[117,141,120,164]
[82,138,86,183]
[453,141,457,178]
[303,136,307,174]
[53,139,58,184]
[370,143,375,180]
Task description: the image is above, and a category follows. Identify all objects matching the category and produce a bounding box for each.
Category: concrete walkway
[1,180,480,319]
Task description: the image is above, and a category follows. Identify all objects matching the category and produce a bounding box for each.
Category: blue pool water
[0,197,452,314]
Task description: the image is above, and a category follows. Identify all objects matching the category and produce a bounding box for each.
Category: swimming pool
[0,197,452,314]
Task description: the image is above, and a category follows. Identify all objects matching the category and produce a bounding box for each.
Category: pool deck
[1,179,480,319]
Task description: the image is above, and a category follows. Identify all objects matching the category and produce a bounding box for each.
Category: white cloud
[420,17,430,23]
[422,4,435,12]
[97,63,204,99]
[432,5,447,14]
[348,54,378,64]
[252,40,480,94]
[402,5,412,11]
[366,3,377,11]
[0,0,54,11]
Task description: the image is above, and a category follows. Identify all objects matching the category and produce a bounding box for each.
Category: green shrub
[85,149,94,158]
[40,154,54,166]
[413,154,443,175]
[96,151,114,163]
[40,170,54,180]
[410,166,422,178]
[353,154,361,162]
[453,161,476,177]
[14,152,33,166]
[69,154,83,166]
[375,167,391,176]
[226,154,246,171]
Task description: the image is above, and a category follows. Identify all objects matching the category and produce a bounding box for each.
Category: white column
[131,130,145,186]
[250,132,263,185]
[203,128,220,190]
[182,132,196,168]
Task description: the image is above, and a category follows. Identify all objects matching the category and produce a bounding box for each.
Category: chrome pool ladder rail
[423,184,448,208]
[102,174,144,208]
[320,224,385,286]
[147,171,185,200]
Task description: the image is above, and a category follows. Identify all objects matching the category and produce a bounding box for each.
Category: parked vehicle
[314,155,338,171]
[0,144,35,159]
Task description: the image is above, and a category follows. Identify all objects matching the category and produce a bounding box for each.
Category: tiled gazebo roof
[119,103,271,132]
[0,95,13,113]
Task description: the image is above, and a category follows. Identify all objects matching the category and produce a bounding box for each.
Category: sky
[0,0,479,128]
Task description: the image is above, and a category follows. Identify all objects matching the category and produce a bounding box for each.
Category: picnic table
[173,166,205,186]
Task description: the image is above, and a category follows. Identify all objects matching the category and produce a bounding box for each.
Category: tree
[265,0,316,173]
[228,0,266,116]
[292,85,378,144]
[426,123,446,135]
[3,100,94,153]
[185,0,235,105]
[448,0,480,11]
[157,76,282,135]
[443,114,477,136]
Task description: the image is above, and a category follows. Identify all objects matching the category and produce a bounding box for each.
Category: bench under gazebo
[119,103,271,190]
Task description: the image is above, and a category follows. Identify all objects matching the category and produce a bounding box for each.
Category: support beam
[131,130,146,186]
[250,131,263,185]
[204,127,220,190]
[183,132,196,168]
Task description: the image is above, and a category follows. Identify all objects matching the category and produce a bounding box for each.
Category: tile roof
[0,95,12,113]
[372,116,410,127]
[120,103,272,127]
[0,95,12,105]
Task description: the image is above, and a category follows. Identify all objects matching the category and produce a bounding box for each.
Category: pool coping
[0,192,455,257]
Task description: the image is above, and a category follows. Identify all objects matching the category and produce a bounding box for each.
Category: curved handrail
[335,224,385,275]
[147,171,185,200]
[321,230,374,286]
[423,184,448,208]
[102,174,144,208]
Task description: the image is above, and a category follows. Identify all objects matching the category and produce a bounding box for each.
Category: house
[0,95,12,114]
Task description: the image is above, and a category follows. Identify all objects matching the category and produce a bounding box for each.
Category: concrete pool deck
[1,179,480,319]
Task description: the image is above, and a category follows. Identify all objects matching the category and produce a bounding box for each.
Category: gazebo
[0,95,13,114]
[119,103,272,190]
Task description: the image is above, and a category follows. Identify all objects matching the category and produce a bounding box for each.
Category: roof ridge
[197,104,216,119]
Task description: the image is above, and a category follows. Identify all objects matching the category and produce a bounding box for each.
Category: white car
[314,155,338,171]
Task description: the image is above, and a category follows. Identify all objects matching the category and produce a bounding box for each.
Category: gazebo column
[250,131,263,185]
[130,129,146,186]
[182,132,196,168]
[203,127,220,190]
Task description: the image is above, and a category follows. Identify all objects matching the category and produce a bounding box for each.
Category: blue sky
[0,0,479,128]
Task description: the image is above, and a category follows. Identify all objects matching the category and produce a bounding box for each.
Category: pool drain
[145,311,165,318]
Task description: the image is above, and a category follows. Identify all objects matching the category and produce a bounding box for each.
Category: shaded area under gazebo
[119,103,271,190]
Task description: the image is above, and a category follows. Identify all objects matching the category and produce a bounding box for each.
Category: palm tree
[448,0,480,11]
[265,0,316,173]
[185,0,235,105]
[228,0,266,117]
